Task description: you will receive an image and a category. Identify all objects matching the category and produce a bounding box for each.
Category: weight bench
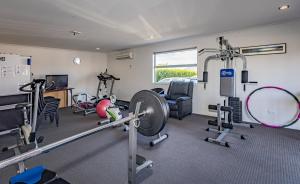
[9,165,70,184]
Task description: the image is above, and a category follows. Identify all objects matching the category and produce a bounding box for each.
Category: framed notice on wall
[239,43,286,56]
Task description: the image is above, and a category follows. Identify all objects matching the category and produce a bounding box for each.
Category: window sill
[153,80,198,85]
[153,82,171,85]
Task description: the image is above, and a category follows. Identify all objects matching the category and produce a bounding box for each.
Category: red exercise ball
[96,99,111,118]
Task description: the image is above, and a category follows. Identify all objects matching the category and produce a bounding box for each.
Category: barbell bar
[0,114,133,169]
[0,90,169,171]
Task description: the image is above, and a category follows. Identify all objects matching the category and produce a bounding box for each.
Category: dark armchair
[165,81,194,120]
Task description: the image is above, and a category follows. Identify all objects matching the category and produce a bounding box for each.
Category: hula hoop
[246,86,300,128]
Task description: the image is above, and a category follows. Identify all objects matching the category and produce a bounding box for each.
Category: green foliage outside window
[155,68,197,82]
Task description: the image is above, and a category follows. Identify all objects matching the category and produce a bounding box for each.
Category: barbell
[129,90,169,136]
[0,90,169,170]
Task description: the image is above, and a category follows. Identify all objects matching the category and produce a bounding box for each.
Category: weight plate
[129,90,169,136]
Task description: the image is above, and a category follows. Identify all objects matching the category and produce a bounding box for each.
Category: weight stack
[228,97,242,123]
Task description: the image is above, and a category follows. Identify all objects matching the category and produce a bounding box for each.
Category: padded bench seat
[10,166,70,184]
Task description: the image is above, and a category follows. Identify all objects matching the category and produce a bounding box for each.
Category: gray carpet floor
[1,108,300,184]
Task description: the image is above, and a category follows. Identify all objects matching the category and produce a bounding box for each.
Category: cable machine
[198,36,257,147]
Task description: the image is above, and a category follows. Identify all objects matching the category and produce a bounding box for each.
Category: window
[153,48,197,83]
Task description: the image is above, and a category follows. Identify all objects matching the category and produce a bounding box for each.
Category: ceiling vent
[115,49,134,60]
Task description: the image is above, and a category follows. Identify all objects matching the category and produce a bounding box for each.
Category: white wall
[108,19,300,129]
[0,43,107,101]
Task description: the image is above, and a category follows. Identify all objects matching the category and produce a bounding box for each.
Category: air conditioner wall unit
[115,49,134,60]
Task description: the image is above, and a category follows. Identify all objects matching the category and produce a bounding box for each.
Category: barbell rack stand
[0,104,150,184]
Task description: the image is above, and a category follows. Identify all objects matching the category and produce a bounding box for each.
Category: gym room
[0,0,299,183]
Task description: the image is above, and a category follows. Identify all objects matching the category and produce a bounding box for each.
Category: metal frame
[0,126,26,173]
[150,133,168,147]
[31,83,40,138]
[0,81,42,173]
[72,93,97,115]
[205,104,245,147]
[0,102,153,184]
[96,71,118,100]
[72,71,120,116]
[155,64,197,69]
[206,128,231,147]
[0,93,33,139]
[13,146,25,173]
[199,37,252,147]
[1,128,27,173]
[0,128,20,137]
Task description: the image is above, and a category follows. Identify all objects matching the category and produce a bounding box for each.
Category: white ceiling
[0,0,299,52]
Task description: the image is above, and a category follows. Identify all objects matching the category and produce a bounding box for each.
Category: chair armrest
[176,96,191,102]
[164,95,172,100]
[160,94,167,98]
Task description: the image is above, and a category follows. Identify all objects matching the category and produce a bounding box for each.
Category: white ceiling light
[278,4,290,10]
[96,48,100,50]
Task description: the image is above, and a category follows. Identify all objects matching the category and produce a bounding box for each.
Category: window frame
[153,47,198,84]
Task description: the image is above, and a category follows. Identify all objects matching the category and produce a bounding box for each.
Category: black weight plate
[129,90,169,136]
[161,97,170,124]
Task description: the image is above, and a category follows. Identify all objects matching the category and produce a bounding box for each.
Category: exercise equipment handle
[97,74,120,80]
[208,105,233,112]
[243,81,258,91]
[109,75,120,80]
[19,82,35,92]
[19,79,46,92]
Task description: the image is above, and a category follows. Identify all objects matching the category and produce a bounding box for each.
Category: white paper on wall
[1,66,15,78]
[0,54,31,96]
